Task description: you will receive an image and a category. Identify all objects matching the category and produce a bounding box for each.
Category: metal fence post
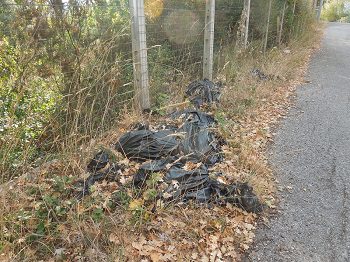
[129,0,150,112]
[203,0,215,81]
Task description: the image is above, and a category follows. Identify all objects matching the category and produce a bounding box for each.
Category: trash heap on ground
[77,79,263,213]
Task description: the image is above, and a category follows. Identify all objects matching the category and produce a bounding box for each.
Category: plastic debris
[115,110,223,166]
[131,157,262,212]
[161,161,262,212]
[251,68,270,81]
[115,130,179,161]
[75,151,124,199]
[165,163,208,182]
[140,157,178,173]
[174,179,262,213]
[179,114,223,166]
[76,164,124,199]
[185,79,222,107]
[79,80,262,213]
[87,150,109,173]
[170,109,217,126]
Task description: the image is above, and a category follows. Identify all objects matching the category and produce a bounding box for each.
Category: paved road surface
[245,23,350,262]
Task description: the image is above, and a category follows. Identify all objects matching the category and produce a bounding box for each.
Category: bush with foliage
[0,39,60,178]
[322,0,350,22]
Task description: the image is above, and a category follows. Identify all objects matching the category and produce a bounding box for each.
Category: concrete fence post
[317,0,324,21]
[244,0,251,49]
[264,0,273,53]
[203,0,215,81]
[129,0,150,112]
[278,0,287,47]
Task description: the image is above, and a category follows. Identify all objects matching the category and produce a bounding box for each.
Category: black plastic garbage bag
[115,130,180,161]
[139,157,178,173]
[179,117,223,166]
[185,79,221,107]
[217,182,262,212]
[184,187,212,203]
[87,151,109,173]
[132,157,179,188]
[76,163,124,199]
[163,171,263,213]
[251,68,269,81]
[165,164,208,182]
[162,162,210,200]
[170,109,216,127]
[170,109,223,165]
[206,181,262,212]
[116,110,222,165]
[132,170,149,188]
[165,175,210,200]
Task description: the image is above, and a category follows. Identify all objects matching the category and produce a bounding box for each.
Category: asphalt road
[245,23,350,262]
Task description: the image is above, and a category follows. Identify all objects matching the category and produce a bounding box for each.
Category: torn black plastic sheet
[164,177,263,213]
[179,117,223,166]
[170,109,217,127]
[165,164,208,182]
[115,130,180,161]
[115,111,223,166]
[185,79,222,108]
[75,150,125,199]
[251,68,270,81]
[132,157,182,188]
[174,110,224,165]
[75,163,124,199]
[135,159,263,213]
[87,151,109,173]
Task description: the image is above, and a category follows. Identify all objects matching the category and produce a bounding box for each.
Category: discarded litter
[87,150,109,173]
[179,112,223,166]
[170,109,216,126]
[115,130,179,161]
[166,176,262,213]
[75,150,124,199]
[115,108,223,165]
[251,68,270,81]
[137,159,262,212]
[78,79,262,213]
[185,79,222,108]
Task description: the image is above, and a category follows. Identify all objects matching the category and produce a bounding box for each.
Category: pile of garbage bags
[78,79,262,213]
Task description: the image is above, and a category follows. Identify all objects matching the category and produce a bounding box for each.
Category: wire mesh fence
[0,0,316,176]
[1,1,135,139]
[146,3,206,107]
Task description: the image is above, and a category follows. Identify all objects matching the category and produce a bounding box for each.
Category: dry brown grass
[216,24,324,204]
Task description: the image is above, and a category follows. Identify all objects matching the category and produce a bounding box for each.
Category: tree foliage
[322,0,350,22]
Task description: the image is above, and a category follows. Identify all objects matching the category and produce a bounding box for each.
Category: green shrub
[322,0,350,22]
[0,39,60,179]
